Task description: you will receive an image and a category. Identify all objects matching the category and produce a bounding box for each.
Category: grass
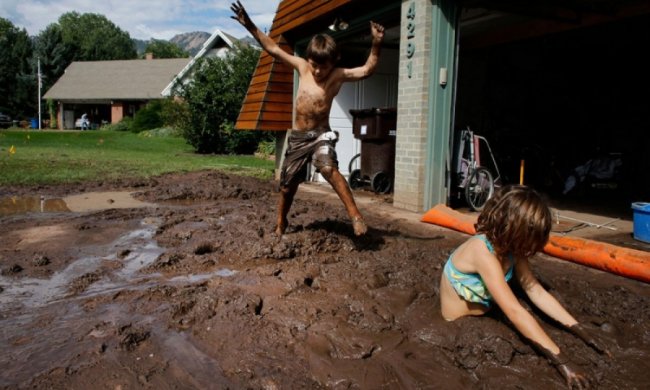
[0,129,275,185]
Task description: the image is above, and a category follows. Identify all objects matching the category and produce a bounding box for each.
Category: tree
[0,18,35,118]
[35,24,72,93]
[58,12,137,61]
[35,13,137,112]
[178,43,272,154]
[143,39,189,59]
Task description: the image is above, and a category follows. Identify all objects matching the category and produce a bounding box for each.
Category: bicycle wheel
[465,167,494,211]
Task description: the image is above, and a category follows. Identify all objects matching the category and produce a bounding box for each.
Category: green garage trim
[424,0,458,210]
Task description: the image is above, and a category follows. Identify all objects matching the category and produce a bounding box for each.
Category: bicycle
[453,127,501,211]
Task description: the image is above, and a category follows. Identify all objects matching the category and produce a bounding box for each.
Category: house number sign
[406,2,416,78]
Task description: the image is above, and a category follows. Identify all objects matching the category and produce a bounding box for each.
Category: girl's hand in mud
[545,351,590,389]
[569,323,612,358]
[557,361,590,389]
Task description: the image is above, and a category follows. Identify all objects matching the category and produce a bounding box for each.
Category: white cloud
[5,0,279,40]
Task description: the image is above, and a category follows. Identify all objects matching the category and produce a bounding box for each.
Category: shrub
[131,100,164,132]
[160,98,189,130]
[101,116,132,131]
[221,122,275,155]
[176,43,270,154]
[138,127,182,138]
[46,99,57,129]
[256,140,276,158]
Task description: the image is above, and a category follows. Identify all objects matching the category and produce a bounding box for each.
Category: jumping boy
[231,1,385,236]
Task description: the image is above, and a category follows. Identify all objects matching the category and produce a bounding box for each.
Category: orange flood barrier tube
[421,204,650,283]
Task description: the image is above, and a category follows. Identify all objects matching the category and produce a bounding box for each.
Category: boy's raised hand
[230,1,253,28]
[370,21,385,42]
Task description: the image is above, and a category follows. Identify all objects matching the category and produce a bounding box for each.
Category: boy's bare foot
[275,220,287,236]
[352,216,367,236]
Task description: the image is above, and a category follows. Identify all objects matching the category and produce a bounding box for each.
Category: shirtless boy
[231,1,385,236]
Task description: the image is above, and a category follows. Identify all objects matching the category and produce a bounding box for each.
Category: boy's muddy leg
[319,166,367,236]
[276,183,299,235]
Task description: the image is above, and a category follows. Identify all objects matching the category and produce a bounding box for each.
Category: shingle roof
[43,58,190,100]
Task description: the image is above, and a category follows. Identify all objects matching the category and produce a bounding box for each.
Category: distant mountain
[170,31,212,56]
[133,32,207,57]
[133,31,253,57]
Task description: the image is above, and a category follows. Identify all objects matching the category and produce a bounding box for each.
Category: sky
[2,0,279,40]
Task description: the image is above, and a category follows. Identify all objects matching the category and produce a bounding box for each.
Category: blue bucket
[632,202,650,243]
[30,118,38,129]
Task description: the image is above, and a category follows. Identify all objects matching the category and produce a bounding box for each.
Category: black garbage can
[348,108,397,193]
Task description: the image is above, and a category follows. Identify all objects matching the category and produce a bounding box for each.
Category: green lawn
[0,129,275,185]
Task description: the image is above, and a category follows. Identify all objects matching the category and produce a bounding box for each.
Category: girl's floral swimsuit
[443,234,514,307]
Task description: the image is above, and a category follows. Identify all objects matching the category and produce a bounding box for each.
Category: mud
[0,170,648,389]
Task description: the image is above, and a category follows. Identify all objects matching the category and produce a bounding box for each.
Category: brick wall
[111,102,124,124]
[393,0,434,212]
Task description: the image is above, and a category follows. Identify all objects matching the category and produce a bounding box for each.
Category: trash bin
[349,108,397,193]
[351,108,397,141]
[632,202,650,243]
[30,118,39,129]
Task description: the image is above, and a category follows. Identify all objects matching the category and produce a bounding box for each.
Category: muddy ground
[0,170,648,389]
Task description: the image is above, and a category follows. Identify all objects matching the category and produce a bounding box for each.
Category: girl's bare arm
[473,246,561,354]
[515,258,578,327]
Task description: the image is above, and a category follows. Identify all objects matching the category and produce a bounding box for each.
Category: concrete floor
[300,182,650,253]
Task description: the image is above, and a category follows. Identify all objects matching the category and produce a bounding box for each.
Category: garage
[455,2,650,213]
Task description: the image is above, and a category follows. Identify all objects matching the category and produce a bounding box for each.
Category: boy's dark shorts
[280,129,339,187]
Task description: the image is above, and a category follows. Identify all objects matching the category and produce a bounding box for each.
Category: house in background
[43,56,190,129]
[44,29,247,129]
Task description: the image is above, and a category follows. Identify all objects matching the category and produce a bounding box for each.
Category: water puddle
[0,218,240,312]
[0,218,164,310]
[0,196,70,215]
[168,268,238,283]
[0,214,243,387]
[0,191,155,217]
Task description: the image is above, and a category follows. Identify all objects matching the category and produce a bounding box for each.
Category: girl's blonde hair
[475,185,552,259]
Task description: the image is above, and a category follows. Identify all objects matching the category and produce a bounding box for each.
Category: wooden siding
[235,0,354,131]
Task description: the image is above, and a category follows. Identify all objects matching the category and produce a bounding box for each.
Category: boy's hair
[305,34,340,65]
[475,185,551,259]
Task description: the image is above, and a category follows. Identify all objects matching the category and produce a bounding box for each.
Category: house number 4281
[406,2,416,78]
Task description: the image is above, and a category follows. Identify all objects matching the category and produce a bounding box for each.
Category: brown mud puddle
[0,170,649,389]
[0,191,154,217]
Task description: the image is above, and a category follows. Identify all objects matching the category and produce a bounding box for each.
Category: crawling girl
[440,185,609,388]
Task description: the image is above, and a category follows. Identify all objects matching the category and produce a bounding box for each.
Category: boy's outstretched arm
[342,21,385,81]
[230,1,303,69]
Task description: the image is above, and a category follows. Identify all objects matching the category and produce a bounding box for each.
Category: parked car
[0,112,11,128]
